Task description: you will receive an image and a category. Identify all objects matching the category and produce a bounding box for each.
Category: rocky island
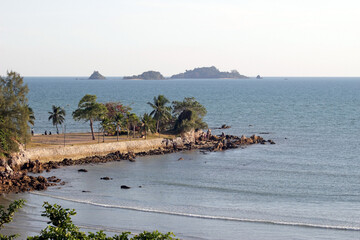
[171,66,248,79]
[89,71,106,79]
[123,71,165,80]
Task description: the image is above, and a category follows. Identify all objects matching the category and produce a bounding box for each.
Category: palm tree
[147,95,172,133]
[48,105,66,134]
[128,113,139,138]
[27,105,35,126]
[140,113,156,139]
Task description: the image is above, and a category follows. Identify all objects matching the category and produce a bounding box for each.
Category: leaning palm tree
[147,95,172,133]
[27,105,35,126]
[48,105,66,134]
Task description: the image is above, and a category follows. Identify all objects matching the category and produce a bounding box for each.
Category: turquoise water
[1,77,360,239]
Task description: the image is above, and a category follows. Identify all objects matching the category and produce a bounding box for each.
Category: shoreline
[0,133,274,194]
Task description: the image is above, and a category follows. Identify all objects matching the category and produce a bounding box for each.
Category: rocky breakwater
[0,132,275,194]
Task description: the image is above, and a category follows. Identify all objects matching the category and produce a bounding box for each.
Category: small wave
[31,192,360,232]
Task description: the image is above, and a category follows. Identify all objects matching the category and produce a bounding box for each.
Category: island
[123,71,165,80]
[256,75,262,79]
[170,66,248,79]
[89,71,106,79]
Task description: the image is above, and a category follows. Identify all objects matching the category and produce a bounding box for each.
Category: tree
[172,97,208,133]
[140,113,156,139]
[104,102,131,141]
[0,199,25,239]
[48,105,66,134]
[128,113,139,138]
[72,94,108,140]
[0,200,178,240]
[147,95,172,133]
[27,106,35,126]
[0,71,31,155]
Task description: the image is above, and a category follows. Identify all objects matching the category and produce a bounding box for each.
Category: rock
[47,176,61,183]
[62,158,74,166]
[82,190,91,193]
[178,157,184,161]
[89,71,106,79]
[78,169,88,172]
[121,185,131,189]
[100,177,112,180]
[220,124,231,129]
[37,176,47,183]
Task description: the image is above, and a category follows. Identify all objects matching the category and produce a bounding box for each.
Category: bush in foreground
[0,200,178,240]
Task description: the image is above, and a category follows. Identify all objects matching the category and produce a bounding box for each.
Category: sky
[0,0,359,77]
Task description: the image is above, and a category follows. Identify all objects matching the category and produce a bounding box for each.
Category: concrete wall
[25,138,172,162]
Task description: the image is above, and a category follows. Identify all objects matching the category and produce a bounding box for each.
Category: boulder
[121,185,131,189]
[100,177,112,180]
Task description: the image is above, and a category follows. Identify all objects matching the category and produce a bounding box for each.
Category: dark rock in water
[121,185,131,189]
[100,177,112,180]
[268,139,276,144]
[256,75,262,79]
[89,71,106,79]
[178,157,184,161]
[47,176,61,183]
[220,124,231,129]
[82,190,91,193]
[78,169,88,172]
[138,186,142,188]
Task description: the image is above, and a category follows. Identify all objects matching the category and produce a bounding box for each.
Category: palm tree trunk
[133,125,136,138]
[156,120,160,133]
[90,118,95,140]
[56,124,59,134]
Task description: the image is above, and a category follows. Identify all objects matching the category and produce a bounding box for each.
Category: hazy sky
[1,0,359,77]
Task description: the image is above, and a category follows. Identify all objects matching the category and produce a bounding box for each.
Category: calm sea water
[1,77,360,240]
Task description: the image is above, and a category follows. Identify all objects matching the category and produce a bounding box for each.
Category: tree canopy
[0,71,31,155]
[147,95,172,133]
[72,94,107,140]
[48,105,66,134]
[172,97,208,133]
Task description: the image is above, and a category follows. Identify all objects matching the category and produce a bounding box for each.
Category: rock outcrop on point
[89,71,106,79]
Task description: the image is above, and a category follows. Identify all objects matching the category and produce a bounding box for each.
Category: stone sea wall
[26,138,182,162]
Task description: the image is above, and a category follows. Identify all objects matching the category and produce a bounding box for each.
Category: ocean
[1,77,359,239]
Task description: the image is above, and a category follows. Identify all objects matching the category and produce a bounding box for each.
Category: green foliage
[147,95,172,133]
[0,71,31,155]
[128,113,140,138]
[72,94,108,140]
[172,97,207,133]
[140,113,156,139]
[1,200,178,240]
[0,199,25,240]
[27,106,35,126]
[27,202,88,240]
[48,105,66,134]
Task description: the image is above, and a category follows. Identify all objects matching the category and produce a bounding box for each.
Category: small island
[123,71,165,80]
[256,75,262,79]
[170,66,248,79]
[89,71,106,80]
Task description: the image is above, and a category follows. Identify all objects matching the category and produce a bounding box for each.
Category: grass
[27,132,176,149]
